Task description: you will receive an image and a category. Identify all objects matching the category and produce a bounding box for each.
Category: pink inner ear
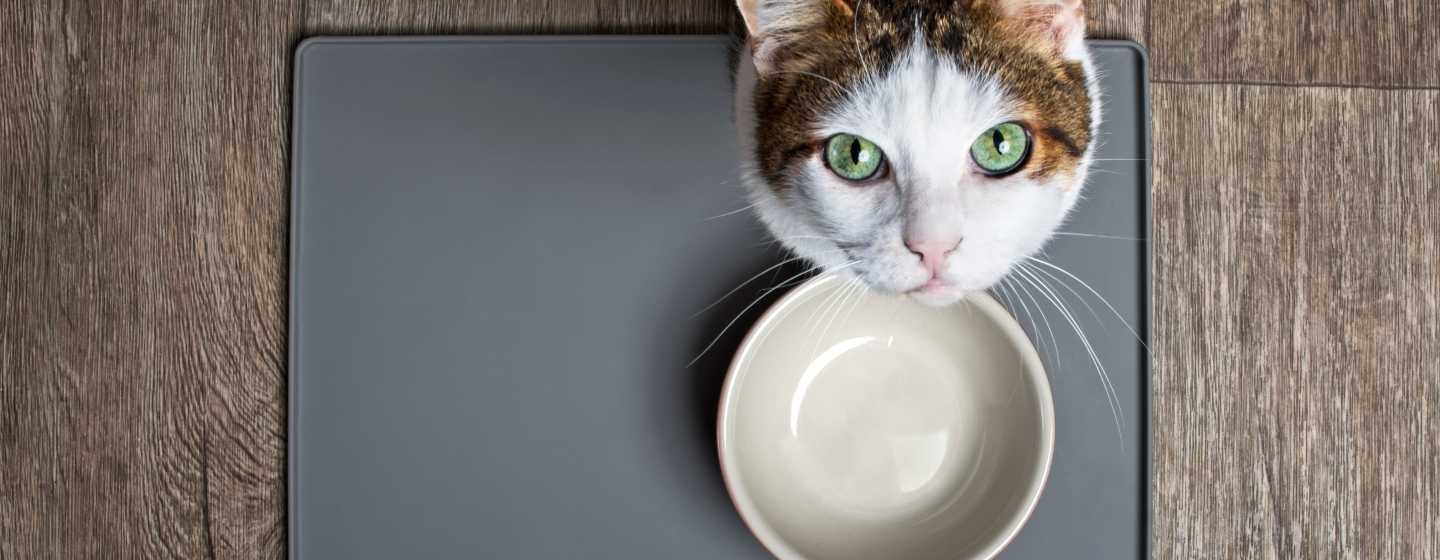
[1005,0,1086,54]
[1050,0,1085,45]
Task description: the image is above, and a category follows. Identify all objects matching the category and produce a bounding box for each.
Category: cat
[733,0,1099,307]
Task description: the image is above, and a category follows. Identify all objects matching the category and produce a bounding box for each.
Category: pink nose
[906,238,961,278]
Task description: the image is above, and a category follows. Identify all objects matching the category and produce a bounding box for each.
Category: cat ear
[991,0,1087,60]
[736,0,853,73]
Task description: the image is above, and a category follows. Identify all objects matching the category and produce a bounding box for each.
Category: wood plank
[302,0,741,34]
[0,1,300,558]
[18,0,1440,558]
[1,0,67,555]
[1148,0,1439,87]
[1087,0,1145,43]
[188,2,301,557]
[302,0,1141,40]
[1152,83,1440,559]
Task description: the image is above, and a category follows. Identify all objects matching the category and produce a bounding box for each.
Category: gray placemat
[289,36,1150,559]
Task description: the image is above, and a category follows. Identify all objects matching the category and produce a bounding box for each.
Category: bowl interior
[719,274,1054,560]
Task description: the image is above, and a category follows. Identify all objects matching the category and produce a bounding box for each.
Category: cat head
[734,0,1099,306]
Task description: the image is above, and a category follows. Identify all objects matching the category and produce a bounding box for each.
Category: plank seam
[1154,78,1440,92]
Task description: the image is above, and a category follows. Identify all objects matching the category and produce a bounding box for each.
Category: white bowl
[717,273,1054,560]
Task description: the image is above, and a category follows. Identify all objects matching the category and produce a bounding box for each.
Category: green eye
[824,133,885,181]
[970,122,1031,176]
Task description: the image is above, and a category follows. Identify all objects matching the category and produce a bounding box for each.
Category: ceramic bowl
[717,273,1054,560]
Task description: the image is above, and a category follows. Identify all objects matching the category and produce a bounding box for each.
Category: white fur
[736,30,1101,307]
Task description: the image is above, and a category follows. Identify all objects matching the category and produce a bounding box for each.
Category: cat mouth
[906,281,967,307]
[906,276,953,294]
[919,278,948,291]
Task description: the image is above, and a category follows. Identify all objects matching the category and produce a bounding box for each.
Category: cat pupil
[992,129,1006,153]
[849,139,862,164]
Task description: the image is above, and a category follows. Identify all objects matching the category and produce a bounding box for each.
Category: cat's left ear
[991,0,1087,60]
[737,0,854,73]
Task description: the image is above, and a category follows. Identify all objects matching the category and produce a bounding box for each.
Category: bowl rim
[715,272,1056,560]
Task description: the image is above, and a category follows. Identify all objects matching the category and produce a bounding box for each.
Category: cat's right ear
[737,0,849,73]
[988,0,1088,60]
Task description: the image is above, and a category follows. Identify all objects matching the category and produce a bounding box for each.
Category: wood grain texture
[1086,0,1144,43]
[1,1,66,556]
[302,0,741,34]
[1152,83,1440,558]
[1,1,299,558]
[1148,0,1440,87]
[8,0,1440,558]
[299,0,1143,41]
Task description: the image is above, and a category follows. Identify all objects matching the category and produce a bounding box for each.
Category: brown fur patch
[952,1,1092,180]
[747,0,1092,189]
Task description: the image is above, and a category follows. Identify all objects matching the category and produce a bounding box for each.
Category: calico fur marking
[734,0,1100,306]
[746,0,1092,191]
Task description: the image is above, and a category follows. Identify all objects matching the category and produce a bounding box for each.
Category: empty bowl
[717,273,1054,560]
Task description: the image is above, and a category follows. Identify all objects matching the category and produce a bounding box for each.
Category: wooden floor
[1,1,1435,558]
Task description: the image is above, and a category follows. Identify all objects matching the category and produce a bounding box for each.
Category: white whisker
[751,235,841,249]
[993,280,1027,407]
[836,278,870,334]
[813,277,864,356]
[765,264,827,294]
[687,261,858,368]
[852,0,872,80]
[692,248,845,318]
[703,203,757,221]
[989,282,1021,323]
[1012,263,1126,449]
[1022,258,1104,321]
[805,273,851,337]
[1052,231,1144,241]
[687,267,814,368]
[772,70,857,98]
[1016,266,1126,442]
[1008,272,1061,373]
[691,255,808,318]
[1027,256,1149,353]
[1000,277,1046,370]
